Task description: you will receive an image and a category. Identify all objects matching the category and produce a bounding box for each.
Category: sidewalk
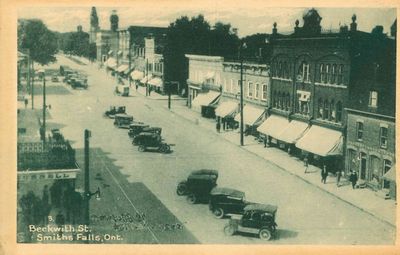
[134,84,186,101]
[138,93,396,227]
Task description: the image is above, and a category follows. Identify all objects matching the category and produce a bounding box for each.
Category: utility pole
[145,58,149,96]
[128,42,132,87]
[239,43,246,146]
[84,129,91,243]
[40,70,46,143]
[26,49,31,109]
[167,82,171,109]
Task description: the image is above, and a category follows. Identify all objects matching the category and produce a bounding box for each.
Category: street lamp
[239,42,247,146]
[38,69,46,143]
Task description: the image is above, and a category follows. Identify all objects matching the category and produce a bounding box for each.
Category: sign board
[17,168,80,182]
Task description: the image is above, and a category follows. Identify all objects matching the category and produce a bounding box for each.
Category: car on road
[209,187,248,219]
[128,122,150,137]
[136,133,171,154]
[51,75,59,82]
[115,85,129,96]
[72,75,88,89]
[131,128,162,144]
[114,113,134,128]
[104,106,126,118]
[224,203,278,241]
[176,169,219,204]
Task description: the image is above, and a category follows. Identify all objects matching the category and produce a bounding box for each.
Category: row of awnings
[105,58,133,74]
[257,114,343,157]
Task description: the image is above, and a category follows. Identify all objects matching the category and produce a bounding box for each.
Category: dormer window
[369,91,378,108]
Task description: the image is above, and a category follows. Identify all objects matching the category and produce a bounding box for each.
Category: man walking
[350,171,358,189]
[303,156,309,173]
[321,165,328,184]
[336,170,342,187]
[216,121,221,133]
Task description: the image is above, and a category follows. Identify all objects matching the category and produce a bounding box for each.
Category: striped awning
[234,105,265,126]
[130,70,144,80]
[148,77,163,87]
[117,64,129,73]
[106,58,117,69]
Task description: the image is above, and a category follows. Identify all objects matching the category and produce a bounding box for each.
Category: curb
[160,104,396,229]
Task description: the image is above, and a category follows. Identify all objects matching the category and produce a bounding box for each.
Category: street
[35,54,395,244]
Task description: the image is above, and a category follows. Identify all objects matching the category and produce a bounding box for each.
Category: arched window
[320,64,325,83]
[278,62,283,78]
[283,62,287,78]
[337,64,344,84]
[336,101,342,122]
[325,64,331,84]
[370,155,381,184]
[298,61,310,81]
[317,98,323,118]
[287,93,291,110]
[323,99,329,120]
[272,91,276,107]
[277,92,281,108]
[332,64,337,84]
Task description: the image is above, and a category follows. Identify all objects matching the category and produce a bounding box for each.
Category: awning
[108,50,113,55]
[124,66,135,75]
[131,70,144,80]
[257,115,290,139]
[192,91,221,107]
[106,58,117,69]
[148,77,163,87]
[295,125,343,157]
[116,64,129,73]
[279,120,310,144]
[234,105,265,126]
[117,50,123,55]
[215,101,238,118]
[383,164,396,182]
[140,75,152,84]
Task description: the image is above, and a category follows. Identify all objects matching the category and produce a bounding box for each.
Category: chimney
[294,19,300,33]
[272,22,277,35]
[371,25,384,36]
[350,14,357,32]
[340,25,349,34]
[77,25,83,32]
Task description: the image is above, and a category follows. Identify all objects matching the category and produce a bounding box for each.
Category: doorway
[360,152,367,180]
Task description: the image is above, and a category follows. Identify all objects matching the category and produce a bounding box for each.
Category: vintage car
[128,122,150,137]
[114,113,134,129]
[209,187,248,219]
[71,75,88,89]
[115,85,129,96]
[224,203,278,240]
[131,128,162,145]
[176,169,219,204]
[136,133,171,153]
[51,75,59,82]
[104,106,126,118]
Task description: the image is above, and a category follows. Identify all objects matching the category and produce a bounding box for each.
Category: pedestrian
[216,121,221,133]
[303,156,309,173]
[264,135,267,148]
[350,171,358,189]
[136,84,138,91]
[24,98,28,109]
[222,118,226,131]
[336,170,342,187]
[321,165,328,184]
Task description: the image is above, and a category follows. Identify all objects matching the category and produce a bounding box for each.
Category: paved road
[36,55,395,244]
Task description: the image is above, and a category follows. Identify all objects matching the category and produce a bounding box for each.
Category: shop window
[277,92,282,109]
[286,93,291,110]
[317,98,323,118]
[323,100,329,120]
[370,156,381,185]
[255,83,259,99]
[369,91,378,108]
[262,84,267,101]
[383,159,392,188]
[329,100,335,121]
[336,101,342,122]
[380,126,388,149]
[356,121,363,141]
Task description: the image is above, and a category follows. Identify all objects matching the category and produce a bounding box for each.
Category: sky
[18,4,397,37]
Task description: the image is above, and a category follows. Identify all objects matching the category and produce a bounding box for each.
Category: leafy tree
[18,19,58,65]
[164,15,240,94]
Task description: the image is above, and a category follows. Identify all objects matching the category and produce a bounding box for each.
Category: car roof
[143,127,162,131]
[115,113,133,118]
[129,123,147,127]
[210,187,245,198]
[244,203,278,214]
[190,169,219,177]
[188,175,217,181]
[138,132,159,137]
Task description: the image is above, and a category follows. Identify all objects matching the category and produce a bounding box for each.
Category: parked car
[136,133,171,154]
[114,113,134,128]
[51,75,59,82]
[209,187,248,219]
[224,203,278,240]
[128,122,150,137]
[104,106,126,118]
[72,75,88,89]
[131,128,162,145]
[115,85,129,96]
[176,169,218,204]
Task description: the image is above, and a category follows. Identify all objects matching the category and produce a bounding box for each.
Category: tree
[18,19,58,65]
[164,15,240,94]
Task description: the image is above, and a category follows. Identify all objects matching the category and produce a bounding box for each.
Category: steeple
[350,14,357,32]
[110,10,119,32]
[302,8,322,35]
[89,7,99,44]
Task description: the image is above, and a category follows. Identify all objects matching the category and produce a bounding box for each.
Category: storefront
[191,91,221,118]
[383,164,396,200]
[215,101,239,130]
[295,125,343,171]
[106,58,117,71]
[257,114,290,148]
[148,77,163,93]
[234,105,266,135]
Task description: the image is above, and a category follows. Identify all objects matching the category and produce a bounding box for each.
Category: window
[380,126,388,149]
[273,91,277,107]
[369,91,378,108]
[230,79,234,93]
[325,64,331,84]
[278,62,283,78]
[356,121,363,140]
[319,64,325,82]
[247,82,253,98]
[262,84,267,101]
[336,101,342,122]
[283,62,288,78]
[370,156,381,184]
[323,100,329,120]
[286,93,291,111]
[337,64,344,84]
[223,78,227,92]
[277,92,282,109]
[237,80,241,94]
[255,83,259,99]
[383,160,392,188]
[331,64,337,84]
[317,98,323,118]
[329,100,335,121]
[298,62,310,82]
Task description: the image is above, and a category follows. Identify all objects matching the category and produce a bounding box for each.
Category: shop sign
[17,169,80,182]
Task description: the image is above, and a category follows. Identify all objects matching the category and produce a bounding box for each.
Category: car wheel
[224,224,235,236]
[138,145,146,152]
[212,208,224,219]
[259,228,272,241]
[186,194,197,204]
[159,144,167,153]
[176,183,187,196]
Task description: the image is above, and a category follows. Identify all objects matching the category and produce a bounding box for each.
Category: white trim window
[247,81,253,98]
[236,80,241,94]
[369,91,378,108]
[262,84,267,101]
[380,126,388,149]
[223,78,227,92]
[230,79,234,93]
[356,121,364,141]
[255,83,260,99]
